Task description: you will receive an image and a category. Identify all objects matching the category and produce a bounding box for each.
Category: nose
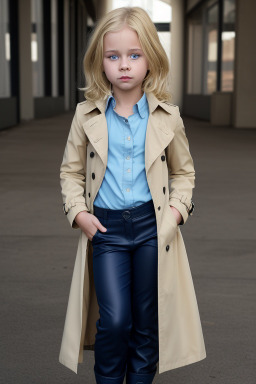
[120,57,130,71]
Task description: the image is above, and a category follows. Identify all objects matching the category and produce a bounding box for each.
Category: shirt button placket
[124,121,132,205]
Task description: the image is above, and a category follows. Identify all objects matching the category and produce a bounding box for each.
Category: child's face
[103,25,149,96]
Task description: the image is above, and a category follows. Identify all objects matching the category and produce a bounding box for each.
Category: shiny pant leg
[92,200,159,384]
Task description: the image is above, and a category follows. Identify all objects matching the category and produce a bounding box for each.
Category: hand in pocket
[74,211,107,241]
[169,206,182,225]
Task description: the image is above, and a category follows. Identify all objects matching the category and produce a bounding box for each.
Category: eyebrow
[105,48,143,53]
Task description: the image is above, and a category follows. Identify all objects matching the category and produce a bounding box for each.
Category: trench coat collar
[82,92,174,175]
[82,92,173,116]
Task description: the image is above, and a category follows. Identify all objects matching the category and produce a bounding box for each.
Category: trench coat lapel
[144,112,174,176]
[82,113,108,167]
[82,92,174,175]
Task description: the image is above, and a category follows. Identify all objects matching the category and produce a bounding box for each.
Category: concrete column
[170,0,184,108]
[234,0,256,128]
[18,0,34,120]
[64,0,70,110]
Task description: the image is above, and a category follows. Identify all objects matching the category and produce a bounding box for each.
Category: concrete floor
[0,113,255,384]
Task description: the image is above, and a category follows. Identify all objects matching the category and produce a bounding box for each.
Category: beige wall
[170,0,184,108]
[234,0,256,128]
[105,0,113,13]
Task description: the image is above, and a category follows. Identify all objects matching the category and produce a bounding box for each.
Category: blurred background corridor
[1,0,256,129]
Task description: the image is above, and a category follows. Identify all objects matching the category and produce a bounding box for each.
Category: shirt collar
[105,92,148,119]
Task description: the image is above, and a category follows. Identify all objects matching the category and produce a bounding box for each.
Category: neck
[112,86,143,109]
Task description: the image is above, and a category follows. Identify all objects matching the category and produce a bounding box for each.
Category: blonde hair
[82,7,171,102]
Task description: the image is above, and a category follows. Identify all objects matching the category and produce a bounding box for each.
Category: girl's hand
[74,211,107,241]
[170,206,182,225]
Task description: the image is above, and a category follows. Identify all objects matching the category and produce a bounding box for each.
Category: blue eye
[109,55,118,60]
[108,53,140,60]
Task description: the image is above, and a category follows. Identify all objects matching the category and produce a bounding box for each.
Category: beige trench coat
[59,91,206,375]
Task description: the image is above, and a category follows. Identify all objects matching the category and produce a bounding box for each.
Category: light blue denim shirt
[93,92,152,209]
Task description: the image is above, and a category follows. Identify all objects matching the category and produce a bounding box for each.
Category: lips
[120,76,132,79]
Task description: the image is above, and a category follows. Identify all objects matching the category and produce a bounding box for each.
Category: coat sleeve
[60,104,90,229]
[166,107,195,225]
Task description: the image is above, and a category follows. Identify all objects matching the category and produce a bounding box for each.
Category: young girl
[59,6,206,384]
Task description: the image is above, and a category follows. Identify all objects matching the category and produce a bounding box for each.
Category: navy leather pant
[92,199,159,384]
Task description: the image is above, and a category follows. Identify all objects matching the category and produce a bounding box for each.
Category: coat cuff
[169,193,194,225]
